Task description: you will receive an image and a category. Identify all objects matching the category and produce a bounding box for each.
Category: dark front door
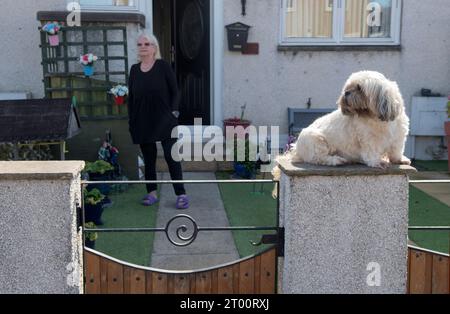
[173,0,210,125]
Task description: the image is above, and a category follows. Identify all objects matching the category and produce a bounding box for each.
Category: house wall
[0,0,143,99]
[222,0,450,159]
[0,0,64,98]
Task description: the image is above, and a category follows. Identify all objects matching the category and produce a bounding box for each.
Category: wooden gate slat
[217,266,234,294]
[254,254,261,294]
[84,251,100,294]
[260,249,276,294]
[174,274,190,294]
[195,271,212,294]
[124,266,146,294]
[409,249,433,294]
[152,273,168,293]
[99,256,108,294]
[145,271,153,294]
[106,260,124,294]
[431,255,449,294]
[238,258,255,294]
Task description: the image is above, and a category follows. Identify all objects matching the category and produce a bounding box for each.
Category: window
[281,0,401,45]
[74,0,141,11]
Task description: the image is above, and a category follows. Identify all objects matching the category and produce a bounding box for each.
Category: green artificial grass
[412,160,449,172]
[92,184,159,266]
[216,172,278,258]
[409,185,450,254]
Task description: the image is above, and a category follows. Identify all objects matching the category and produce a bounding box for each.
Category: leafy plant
[84,160,114,174]
[84,188,105,205]
[84,222,98,242]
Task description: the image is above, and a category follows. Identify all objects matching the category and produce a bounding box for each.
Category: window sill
[37,11,145,28]
[277,45,402,52]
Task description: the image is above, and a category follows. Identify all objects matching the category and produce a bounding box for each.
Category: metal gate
[81,179,283,294]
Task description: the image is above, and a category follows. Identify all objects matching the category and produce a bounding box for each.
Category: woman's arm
[164,61,181,112]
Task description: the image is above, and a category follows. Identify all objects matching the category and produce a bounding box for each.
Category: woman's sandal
[142,194,159,206]
[176,195,189,210]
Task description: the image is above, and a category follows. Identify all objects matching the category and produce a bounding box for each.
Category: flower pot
[114,95,125,105]
[83,65,94,77]
[234,162,256,179]
[85,239,96,249]
[48,34,60,46]
[223,118,252,139]
[84,203,104,226]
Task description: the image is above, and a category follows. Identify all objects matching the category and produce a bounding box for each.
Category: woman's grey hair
[137,33,162,60]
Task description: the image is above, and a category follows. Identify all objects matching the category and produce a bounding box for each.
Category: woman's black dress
[127,59,180,144]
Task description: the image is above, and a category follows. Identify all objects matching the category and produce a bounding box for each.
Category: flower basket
[42,22,62,47]
[110,85,129,106]
[83,65,94,77]
[48,34,60,46]
[114,95,125,105]
[80,53,98,77]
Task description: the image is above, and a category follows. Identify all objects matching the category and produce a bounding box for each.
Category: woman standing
[128,33,189,209]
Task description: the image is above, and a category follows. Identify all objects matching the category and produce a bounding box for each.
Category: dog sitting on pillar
[272,71,410,197]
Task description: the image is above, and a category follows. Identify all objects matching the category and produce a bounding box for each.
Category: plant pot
[234,162,256,179]
[224,118,252,139]
[84,203,104,226]
[85,239,96,249]
[48,34,60,46]
[114,95,125,105]
[445,121,450,172]
[83,65,94,77]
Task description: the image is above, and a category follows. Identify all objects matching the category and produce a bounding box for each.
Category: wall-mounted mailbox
[225,22,251,52]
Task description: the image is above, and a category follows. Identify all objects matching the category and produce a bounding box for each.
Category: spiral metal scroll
[165,214,199,247]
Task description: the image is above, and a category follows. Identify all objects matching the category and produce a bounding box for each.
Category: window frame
[280,0,402,46]
[70,0,144,13]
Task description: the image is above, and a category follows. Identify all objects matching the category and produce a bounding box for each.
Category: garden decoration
[79,53,98,77]
[42,22,62,46]
[109,85,129,105]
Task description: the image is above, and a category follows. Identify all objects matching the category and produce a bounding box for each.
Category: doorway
[153,0,211,125]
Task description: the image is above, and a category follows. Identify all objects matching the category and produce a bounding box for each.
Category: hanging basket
[83,65,94,77]
[114,95,125,105]
[48,34,60,46]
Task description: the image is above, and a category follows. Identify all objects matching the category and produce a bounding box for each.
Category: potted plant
[109,84,129,105]
[42,21,62,46]
[84,160,114,195]
[223,104,252,139]
[84,222,98,249]
[84,188,105,226]
[233,138,257,179]
[79,53,99,77]
[445,95,450,171]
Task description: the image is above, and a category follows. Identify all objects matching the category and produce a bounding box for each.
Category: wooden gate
[407,246,450,294]
[84,247,276,294]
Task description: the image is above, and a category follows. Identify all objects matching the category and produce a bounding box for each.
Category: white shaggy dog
[272,71,410,188]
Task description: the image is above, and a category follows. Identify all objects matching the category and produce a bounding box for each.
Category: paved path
[150,172,239,271]
[410,171,450,207]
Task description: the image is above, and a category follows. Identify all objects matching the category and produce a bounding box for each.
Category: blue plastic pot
[83,65,94,77]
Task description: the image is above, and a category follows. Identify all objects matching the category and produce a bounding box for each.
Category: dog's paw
[367,160,391,169]
[391,156,411,165]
